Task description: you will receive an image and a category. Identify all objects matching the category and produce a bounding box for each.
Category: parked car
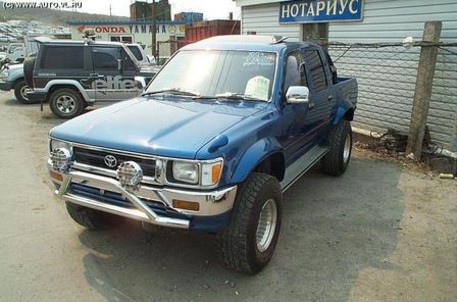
[147,55,171,66]
[0,61,31,103]
[0,36,45,66]
[25,39,157,118]
[47,35,357,274]
[126,43,150,66]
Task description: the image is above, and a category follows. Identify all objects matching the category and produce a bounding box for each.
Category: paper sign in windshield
[245,76,270,101]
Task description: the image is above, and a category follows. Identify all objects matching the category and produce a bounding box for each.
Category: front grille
[73,147,156,177]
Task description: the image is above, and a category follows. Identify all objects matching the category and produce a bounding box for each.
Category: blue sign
[279,0,363,23]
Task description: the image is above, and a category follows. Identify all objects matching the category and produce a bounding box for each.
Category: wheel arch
[332,99,355,125]
[45,81,91,103]
[230,138,285,184]
[12,76,26,88]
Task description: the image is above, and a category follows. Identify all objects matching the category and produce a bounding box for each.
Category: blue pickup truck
[47,35,357,274]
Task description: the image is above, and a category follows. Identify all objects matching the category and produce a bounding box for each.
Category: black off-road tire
[65,202,114,230]
[321,120,352,176]
[49,88,85,119]
[218,173,283,274]
[23,56,36,88]
[14,80,33,104]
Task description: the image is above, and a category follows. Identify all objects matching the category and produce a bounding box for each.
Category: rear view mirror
[286,86,309,104]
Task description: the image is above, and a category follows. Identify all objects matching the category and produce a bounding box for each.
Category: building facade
[235,0,457,155]
[67,20,186,57]
[130,0,171,21]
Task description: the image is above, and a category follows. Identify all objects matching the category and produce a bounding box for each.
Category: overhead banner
[279,0,363,23]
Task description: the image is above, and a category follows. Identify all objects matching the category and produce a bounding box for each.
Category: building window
[110,35,133,43]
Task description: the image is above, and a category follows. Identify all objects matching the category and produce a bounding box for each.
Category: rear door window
[302,50,328,91]
[40,46,84,69]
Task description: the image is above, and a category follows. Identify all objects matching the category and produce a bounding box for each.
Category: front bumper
[48,160,237,231]
[0,80,13,91]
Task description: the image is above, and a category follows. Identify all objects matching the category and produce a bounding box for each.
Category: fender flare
[43,80,92,102]
[332,99,355,125]
[230,137,284,184]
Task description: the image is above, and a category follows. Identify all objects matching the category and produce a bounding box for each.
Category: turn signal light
[211,163,222,184]
[172,199,200,211]
[49,170,63,181]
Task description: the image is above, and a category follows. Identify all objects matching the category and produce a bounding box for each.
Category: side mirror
[286,86,309,104]
[117,59,123,74]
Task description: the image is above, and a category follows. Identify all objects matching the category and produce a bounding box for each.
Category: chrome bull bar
[53,168,238,230]
[57,170,191,229]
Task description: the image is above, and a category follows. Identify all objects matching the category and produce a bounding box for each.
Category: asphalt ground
[1,91,456,302]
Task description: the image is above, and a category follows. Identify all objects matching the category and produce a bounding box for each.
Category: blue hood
[50,97,268,159]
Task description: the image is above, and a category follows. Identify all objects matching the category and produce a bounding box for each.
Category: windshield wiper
[142,88,201,97]
[214,92,263,101]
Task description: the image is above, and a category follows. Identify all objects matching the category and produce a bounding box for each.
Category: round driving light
[117,161,143,188]
[50,148,72,172]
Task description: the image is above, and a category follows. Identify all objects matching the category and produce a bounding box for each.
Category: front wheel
[218,173,283,274]
[321,120,352,176]
[14,80,33,104]
[49,88,85,119]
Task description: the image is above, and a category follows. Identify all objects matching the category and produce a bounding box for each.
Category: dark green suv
[25,39,156,118]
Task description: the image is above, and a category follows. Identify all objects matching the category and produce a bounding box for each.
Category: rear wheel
[49,88,85,119]
[321,120,352,176]
[218,173,282,274]
[14,80,32,104]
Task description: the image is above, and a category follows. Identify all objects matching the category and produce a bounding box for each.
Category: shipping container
[184,20,240,45]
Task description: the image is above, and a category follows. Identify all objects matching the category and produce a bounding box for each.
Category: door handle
[328,95,334,101]
[308,102,315,110]
[89,73,105,78]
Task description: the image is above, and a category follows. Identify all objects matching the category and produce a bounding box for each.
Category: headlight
[172,162,199,184]
[49,139,73,155]
[170,159,223,187]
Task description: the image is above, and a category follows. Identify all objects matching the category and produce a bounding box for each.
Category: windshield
[146,50,277,102]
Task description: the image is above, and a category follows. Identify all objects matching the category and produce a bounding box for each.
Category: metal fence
[327,41,457,153]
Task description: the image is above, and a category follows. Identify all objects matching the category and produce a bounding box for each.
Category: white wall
[237,0,457,152]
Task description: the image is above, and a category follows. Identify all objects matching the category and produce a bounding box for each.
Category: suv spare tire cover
[23,56,36,88]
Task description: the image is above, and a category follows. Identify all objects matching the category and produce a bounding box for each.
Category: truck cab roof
[37,38,127,47]
[182,35,320,52]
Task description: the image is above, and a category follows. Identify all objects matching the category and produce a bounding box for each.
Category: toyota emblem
[104,155,118,168]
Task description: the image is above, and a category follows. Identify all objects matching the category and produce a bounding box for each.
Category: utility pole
[151,0,157,60]
[406,21,442,159]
